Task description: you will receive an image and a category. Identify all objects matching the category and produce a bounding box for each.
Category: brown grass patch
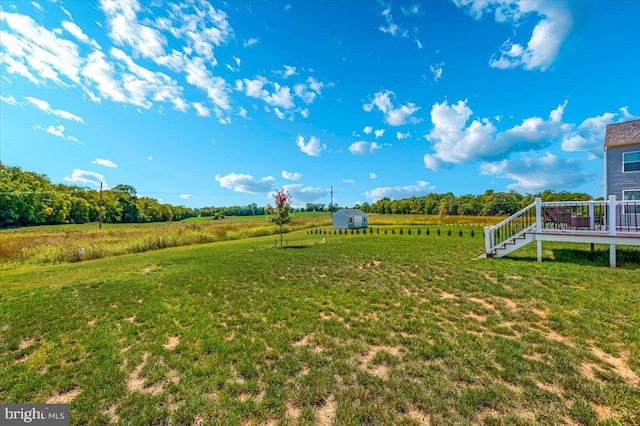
[46,388,80,404]
[286,400,301,422]
[498,297,518,310]
[439,291,458,300]
[315,394,337,426]
[126,352,165,395]
[545,330,573,347]
[87,319,96,327]
[483,273,498,284]
[18,338,35,350]
[319,311,332,320]
[535,381,563,397]
[406,407,431,425]
[103,404,119,424]
[469,297,494,311]
[590,346,640,386]
[580,362,603,382]
[465,312,488,323]
[591,404,617,422]
[163,336,180,350]
[358,345,402,380]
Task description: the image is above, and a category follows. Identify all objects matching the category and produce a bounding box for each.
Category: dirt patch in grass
[315,394,336,426]
[126,352,179,395]
[469,297,494,311]
[319,311,332,320]
[590,346,640,386]
[406,407,430,425]
[46,388,80,404]
[535,381,563,397]
[498,297,518,310]
[163,336,180,350]
[18,338,35,350]
[465,312,488,323]
[483,273,498,284]
[103,404,119,424]
[87,319,96,327]
[286,400,301,422]
[545,330,574,347]
[592,404,617,422]
[580,362,603,382]
[359,345,402,380]
[439,291,458,300]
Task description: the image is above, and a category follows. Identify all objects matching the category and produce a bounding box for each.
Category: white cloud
[33,124,81,143]
[363,90,421,126]
[349,141,381,155]
[365,180,434,201]
[300,108,310,118]
[215,173,275,194]
[0,11,84,85]
[416,39,423,49]
[402,4,425,16]
[238,76,294,109]
[1,95,20,105]
[397,131,410,140]
[282,170,302,181]
[92,158,118,168]
[243,38,260,47]
[480,152,592,193]
[342,179,355,184]
[561,112,615,157]
[193,102,210,117]
[282,184,328,207]
[363,126,373,134]
[25,96,84,123]
[374,129,385,138]
[423,99,570,170]
[82,50,128,103]
[454,0,573,71]
[182,56,230,111]
[281,65,297,78]
[148,156,153,160]
[379,8,409,38]
[100,0,166,60]
[61,21,100,49]
[171,3,232,61]
[296,135,325,157]
[430,63,444,81]
[63,169,106,187]
[180,194,193,199]
[369,173,378,179]
[237,107,248,119]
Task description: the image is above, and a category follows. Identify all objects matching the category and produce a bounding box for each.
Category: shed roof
[336,209,367,216]
[605,119,640,148]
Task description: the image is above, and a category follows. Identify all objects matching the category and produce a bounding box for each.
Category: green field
[1,221,639,425]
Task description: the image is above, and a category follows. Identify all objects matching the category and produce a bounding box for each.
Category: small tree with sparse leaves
[267,188,292,248]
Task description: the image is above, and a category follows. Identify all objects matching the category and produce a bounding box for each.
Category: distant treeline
[0,164,197,227]
[353,190,596,216]
[1,163,597,228]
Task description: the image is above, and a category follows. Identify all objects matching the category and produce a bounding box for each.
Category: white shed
[332,209,368,229]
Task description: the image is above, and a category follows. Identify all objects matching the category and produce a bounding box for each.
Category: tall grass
[0,217,331,267]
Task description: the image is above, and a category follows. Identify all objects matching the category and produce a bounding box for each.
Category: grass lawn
[0,226,639,425]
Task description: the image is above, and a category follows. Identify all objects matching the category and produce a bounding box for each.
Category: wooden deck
[484,197,640,267]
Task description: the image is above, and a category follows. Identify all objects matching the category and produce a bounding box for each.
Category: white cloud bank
[364,90,421,126]
[453,0,574,71]
[63,169,107,187]
[296,135,325,157]
[349,141,381,155]
[282,184,328,207]
[365,180,434,202]
[92,158,118,168]
[282,170,302,181]
[215,173,275,194]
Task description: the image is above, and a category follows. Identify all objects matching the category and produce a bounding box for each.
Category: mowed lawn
[0,227,639,425]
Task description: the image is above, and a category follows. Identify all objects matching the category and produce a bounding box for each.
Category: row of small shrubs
[307,228,476,237]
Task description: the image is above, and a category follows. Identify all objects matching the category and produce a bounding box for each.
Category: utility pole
[99,182,103,229]
[330,186,334,217]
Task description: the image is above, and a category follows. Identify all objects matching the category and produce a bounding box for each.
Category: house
[332,209,368,229]
[605,119,640,204]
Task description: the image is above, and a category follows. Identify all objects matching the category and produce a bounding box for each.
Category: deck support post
[535,198,542,233]
[589,201,595,230]
[610,244,617,268]
[484,226,492,256]
[537,240,542,262]
[608,195,617,236]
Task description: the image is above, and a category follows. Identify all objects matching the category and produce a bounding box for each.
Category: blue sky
[1,0,638,208]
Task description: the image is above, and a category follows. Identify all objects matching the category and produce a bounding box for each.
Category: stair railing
[484,201,537,256]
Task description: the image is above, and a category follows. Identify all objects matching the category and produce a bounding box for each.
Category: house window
[623,189,640,214]
[623,151,640,172]
[349,216,353,223]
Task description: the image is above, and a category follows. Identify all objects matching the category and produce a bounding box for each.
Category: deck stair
[483,196,640,267]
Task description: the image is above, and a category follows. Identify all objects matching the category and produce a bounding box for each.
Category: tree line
[1,163,597,228]
[0,164,196,227]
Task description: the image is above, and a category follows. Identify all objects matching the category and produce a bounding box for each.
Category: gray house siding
[606,144,640,200]
[332,209,368,229]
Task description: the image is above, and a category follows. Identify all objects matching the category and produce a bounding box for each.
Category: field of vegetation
[1,218,639,425]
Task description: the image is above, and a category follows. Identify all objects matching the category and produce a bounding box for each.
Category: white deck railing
[484,196,640,255]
